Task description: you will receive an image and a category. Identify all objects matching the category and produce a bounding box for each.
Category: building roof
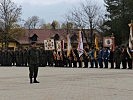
[17,29,68,44]
[17,29,101,45]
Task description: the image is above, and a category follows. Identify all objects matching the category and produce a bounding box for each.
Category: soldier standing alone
[28,42,40,84]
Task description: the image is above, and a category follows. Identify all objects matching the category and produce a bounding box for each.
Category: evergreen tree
[104,0,133,45]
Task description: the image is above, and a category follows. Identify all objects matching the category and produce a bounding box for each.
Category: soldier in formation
[0,44,132,70]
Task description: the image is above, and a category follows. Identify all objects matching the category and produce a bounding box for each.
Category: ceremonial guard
[72,48,78,68]
[56,51,63,67]
[23,48,28,66]
[89,46,98,68]
[7,49,13,66]
[11,49,16,66]
[83,46,89,68]
[114,46,121,69]
[79,55,83,68]
[42,48,47,67]
[94,46,98,68]
[62,50,68,67]
[89,47,94,68]
[67,50,72,67]
[103,47,110,68]
[121,46,128,69]
[53,50,57,67]
[109,47,114,69]
[1,49,6,66]
[46,50,54,66]
[98,47,103,68]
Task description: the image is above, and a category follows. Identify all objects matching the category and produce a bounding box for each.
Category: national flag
[77,30,84,57]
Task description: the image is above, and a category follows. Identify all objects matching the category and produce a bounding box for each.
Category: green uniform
[28,47,39,83]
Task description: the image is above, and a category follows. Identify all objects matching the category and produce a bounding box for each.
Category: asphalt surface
[0,67,133,100]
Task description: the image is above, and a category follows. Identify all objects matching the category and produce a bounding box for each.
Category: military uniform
[103,48,110,68]
[121,47,127,69]
[46,50,54,66]
[98,47,103,68]
[28,42,40,84]
[83,47,89,68]
[114,46,121,69]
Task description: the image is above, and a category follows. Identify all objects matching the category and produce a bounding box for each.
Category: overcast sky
[12,0,105,23]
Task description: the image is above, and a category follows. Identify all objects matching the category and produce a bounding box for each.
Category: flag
[67,34,72,57]
[95,35,99,50]
[44,39,55,50]
[129,35,132,49]
[129,23,133,49]
[56,41,62,51]
[77,30,84,57]
[61,40,64,50]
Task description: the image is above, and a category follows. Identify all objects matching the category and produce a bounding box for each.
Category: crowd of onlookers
[0,45,132,69]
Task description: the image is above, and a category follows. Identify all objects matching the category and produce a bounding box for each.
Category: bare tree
[24,16,40,29]
[66,0,104,47]
[0,0,22,48]
[66,7,85,29]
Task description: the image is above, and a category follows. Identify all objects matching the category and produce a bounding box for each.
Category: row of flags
[44,39,64,51]
[44,21,133,54]
[67,30,84,57]
[44,30,84,57]
[44,30,116,57]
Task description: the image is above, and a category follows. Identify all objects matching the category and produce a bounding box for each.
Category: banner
[103,36,115,51]
[67,34,72,57]
[103,37,113,47]
[56,41,62,51]
[44,39,55,50]
[77,30,84,57]
[128,23,133,49]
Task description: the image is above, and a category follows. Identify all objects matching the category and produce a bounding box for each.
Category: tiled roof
[17,29,101,44]
[17,29,68,44]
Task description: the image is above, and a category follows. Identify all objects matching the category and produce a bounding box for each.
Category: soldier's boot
[30,78,32,84]
[34,78,40,83]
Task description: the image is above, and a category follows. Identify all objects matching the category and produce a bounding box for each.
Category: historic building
[0,29,102,50]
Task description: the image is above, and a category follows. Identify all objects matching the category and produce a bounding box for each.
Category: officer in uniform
[28,42,40,84]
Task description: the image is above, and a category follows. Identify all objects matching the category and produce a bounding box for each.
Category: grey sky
[12,0,105,23]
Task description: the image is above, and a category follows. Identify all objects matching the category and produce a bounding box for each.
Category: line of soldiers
[0,45,132,69]
[52,45,133,69]
[0,47,53,67]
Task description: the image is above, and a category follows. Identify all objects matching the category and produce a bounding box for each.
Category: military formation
[0,44,132,69]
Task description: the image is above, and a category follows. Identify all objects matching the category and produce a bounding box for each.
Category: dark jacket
[28,48,39,65]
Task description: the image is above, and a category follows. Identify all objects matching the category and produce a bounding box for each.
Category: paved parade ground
[0,67,133,100]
